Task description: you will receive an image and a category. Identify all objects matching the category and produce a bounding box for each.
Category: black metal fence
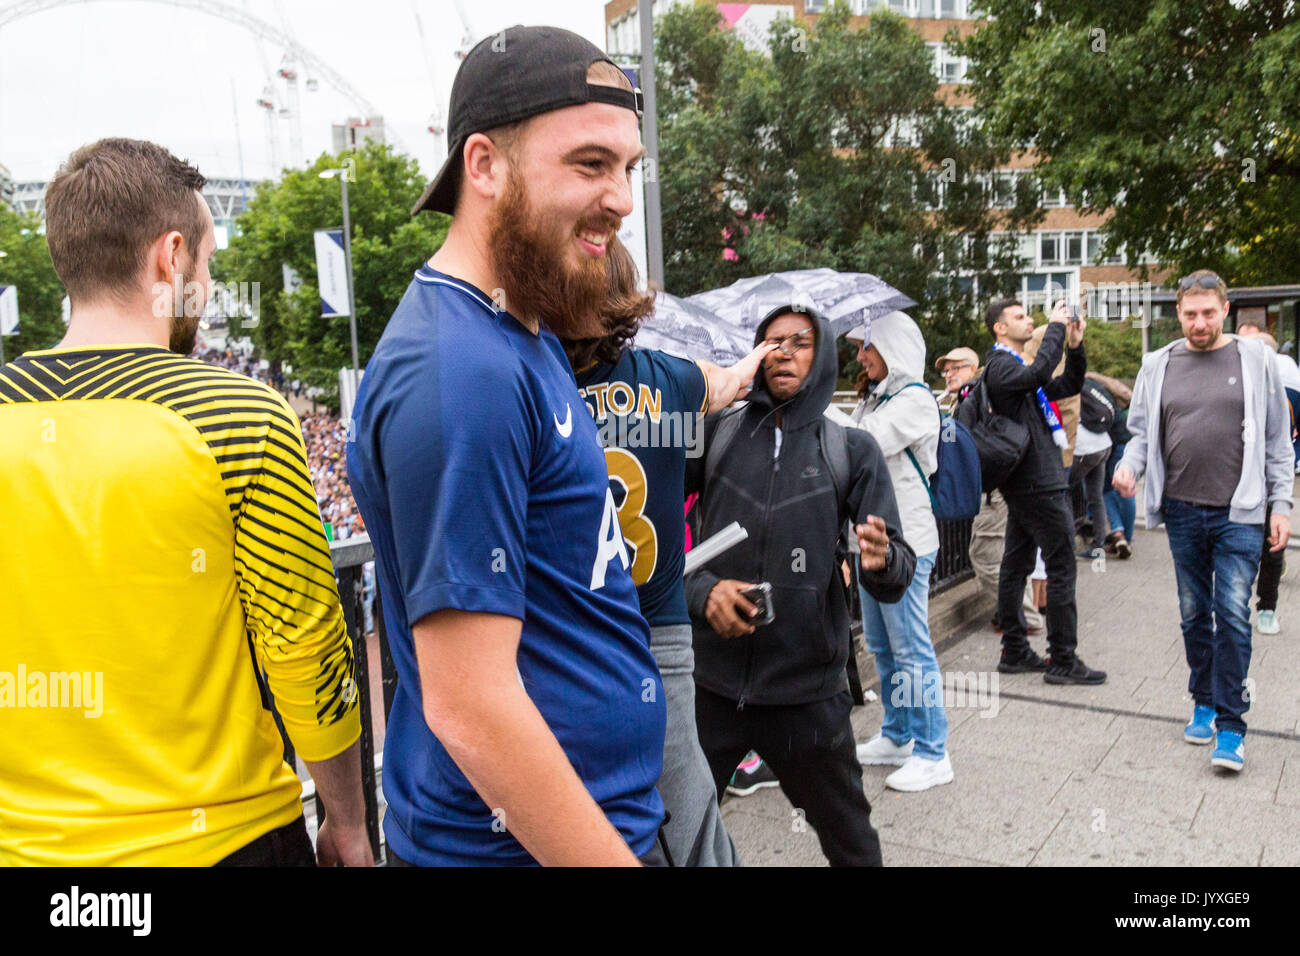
[931,517,975,595]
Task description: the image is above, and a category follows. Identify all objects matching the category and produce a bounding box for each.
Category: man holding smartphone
[685,305,916,867]
[982,299,1104,684]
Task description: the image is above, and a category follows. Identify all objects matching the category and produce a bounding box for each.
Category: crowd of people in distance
[299,412,364,540]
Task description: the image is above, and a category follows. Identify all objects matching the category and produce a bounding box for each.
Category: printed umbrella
[632,291,754,365]
[685,268,916,341]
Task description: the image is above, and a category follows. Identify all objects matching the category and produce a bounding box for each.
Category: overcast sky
[0,0,611,183]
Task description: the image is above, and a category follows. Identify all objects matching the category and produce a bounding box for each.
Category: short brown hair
[45,138,207,302]
[1175,269,1228,308]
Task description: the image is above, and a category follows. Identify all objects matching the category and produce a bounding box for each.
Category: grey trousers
[969,490,1044,631]
[650,623,741,867]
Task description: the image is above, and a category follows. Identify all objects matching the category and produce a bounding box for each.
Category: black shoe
[726,756,779,797]
[1044,656,1107,685]
[998,649,1049,674]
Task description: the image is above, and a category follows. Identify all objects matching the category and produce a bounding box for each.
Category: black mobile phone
[739,582,775,626]
[1068,305,1080,323]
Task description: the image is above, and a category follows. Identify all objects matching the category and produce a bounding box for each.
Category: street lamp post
[320,169,360,372]
[638,1,664,288]
[0,250,8,366]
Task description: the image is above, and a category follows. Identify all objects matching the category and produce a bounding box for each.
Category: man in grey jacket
[1113,270,1292,773]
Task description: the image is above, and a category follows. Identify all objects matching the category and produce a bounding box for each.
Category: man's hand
[1112,464,1137,498]
[1268,512,1291,552]
[705,579,760,638]
[315,816,374,867]
[1067,315,1087,348]
[1049,302,1071,325]
[856,516,891,572]
[703,343,778,412]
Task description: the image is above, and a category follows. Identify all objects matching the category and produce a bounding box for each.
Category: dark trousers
[1257,503,1284,612]
[997,490,1079,662]
[1069,448,1111,551]
[1163,497,1263,734]
[695,686,882,867]
[215,815,315,867]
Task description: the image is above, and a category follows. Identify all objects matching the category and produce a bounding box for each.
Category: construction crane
[413,0,477,161]
[255,85,280,175]
[277,53,305,168]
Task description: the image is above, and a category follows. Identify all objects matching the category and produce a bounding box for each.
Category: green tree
[655,1,1043,375]
[0,203,67,358]
[212,141,449,408]
[951,0,1300,285]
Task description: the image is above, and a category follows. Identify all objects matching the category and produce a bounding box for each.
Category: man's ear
[150,230,184,284]
[462,133,508,203]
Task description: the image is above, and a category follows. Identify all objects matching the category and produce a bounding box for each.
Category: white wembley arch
[0,0,410,155]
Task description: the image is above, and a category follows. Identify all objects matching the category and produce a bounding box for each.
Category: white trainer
[1257,610,1280,635]
[885,754,954,792]
[856,734,913,766]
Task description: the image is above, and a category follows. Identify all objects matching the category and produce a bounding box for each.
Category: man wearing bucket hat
[348,25,669,866]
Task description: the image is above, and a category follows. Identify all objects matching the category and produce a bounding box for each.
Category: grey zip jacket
[1118,334,1293,528]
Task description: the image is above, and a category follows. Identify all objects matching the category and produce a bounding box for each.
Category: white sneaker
[885,754,954,792]
[856,734,913,766]
[1258,610,1280,635]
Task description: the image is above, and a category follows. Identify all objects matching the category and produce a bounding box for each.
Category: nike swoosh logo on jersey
[555,404,573,438]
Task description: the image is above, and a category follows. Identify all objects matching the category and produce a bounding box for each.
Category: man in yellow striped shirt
[0,138,368,866]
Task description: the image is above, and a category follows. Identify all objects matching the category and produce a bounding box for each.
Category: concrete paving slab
[879,840,999,867]
[1048,769,1206,831]
[1030,807,1262,867]
[1094,718,1287,806]
[1192,793,1300,865]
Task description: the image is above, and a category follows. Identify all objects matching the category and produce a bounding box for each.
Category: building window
[1064,231,1084,265]
[1039,232,1060,266]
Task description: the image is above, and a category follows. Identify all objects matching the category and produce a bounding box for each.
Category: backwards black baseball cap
[411,25,644,217]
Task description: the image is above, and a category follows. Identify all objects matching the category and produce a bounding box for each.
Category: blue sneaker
[1183,705,1216,745]
[1211,730,1245,771]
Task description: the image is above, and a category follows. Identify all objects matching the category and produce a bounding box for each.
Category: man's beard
[487,172,615,339]
[168,270,201,355]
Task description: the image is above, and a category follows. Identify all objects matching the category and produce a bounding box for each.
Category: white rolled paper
[683,521,749,576]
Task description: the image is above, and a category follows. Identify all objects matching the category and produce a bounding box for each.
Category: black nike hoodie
[685,307,916,706]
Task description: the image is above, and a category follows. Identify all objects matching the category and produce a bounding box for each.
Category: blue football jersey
[575,348,708,628]
[347,267,666,866]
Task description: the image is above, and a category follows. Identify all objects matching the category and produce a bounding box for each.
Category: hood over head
[863,312,925,390]
[864,310,926,394]
[748,304,839,429]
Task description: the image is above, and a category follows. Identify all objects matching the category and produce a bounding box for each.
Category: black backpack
[1079,378,1117,434]
[953,373,1030,493]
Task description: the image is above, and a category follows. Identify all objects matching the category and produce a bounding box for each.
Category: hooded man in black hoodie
[684,305,916,867]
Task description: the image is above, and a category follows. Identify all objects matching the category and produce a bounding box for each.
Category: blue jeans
[1104,443,1136,542]
[1162,498,1263,735]
[860,549,948,759]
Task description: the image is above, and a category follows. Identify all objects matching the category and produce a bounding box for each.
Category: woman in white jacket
[842,313,952,792]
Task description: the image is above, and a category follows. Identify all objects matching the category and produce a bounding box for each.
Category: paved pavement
[721,526,1300,866]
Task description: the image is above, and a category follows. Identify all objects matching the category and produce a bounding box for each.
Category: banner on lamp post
[0,285,18,336]
[314,229,349,317]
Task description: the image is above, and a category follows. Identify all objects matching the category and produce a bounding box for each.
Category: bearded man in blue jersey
[348,27,668,866]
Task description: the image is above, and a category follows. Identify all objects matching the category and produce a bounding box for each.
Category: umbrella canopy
[685,268,916,340]
[632,291,754,365]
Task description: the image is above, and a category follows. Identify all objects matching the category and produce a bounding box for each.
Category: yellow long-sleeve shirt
[0,345,360,865]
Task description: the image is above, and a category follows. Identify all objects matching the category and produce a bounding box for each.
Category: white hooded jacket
[838,311,941,556]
